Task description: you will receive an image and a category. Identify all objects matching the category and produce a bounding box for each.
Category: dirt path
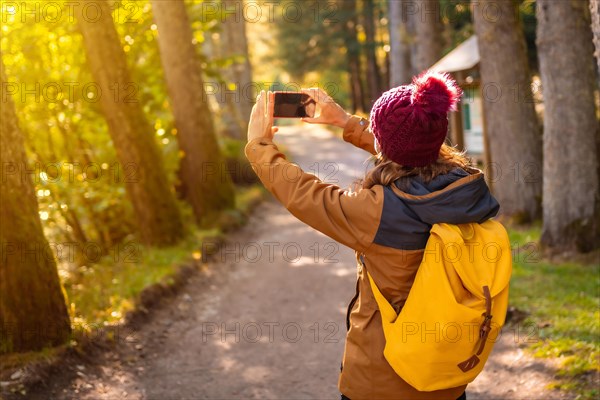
[22,125,569,400]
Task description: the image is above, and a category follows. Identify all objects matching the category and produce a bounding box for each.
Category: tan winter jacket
[244,116,499,400]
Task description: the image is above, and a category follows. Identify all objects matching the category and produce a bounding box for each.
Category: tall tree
[473,0,542,221]
[388,0,413,86]
[339,0,367,113]
[413,0,443,72]
[363,0,383,104]
[150,0,235,225]
[0,57,71,353]
[537,0,599,252]
[220,0,255,137]
[591,0,600,76]
[77,0,183,246]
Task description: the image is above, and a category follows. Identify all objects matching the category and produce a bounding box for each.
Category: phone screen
[273,92,316,118]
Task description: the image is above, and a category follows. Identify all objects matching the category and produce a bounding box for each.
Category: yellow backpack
[366,220,512,392]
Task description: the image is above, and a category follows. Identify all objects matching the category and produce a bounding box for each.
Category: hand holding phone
[273,92,316,118]
[300,88,351,128]
[247,90,278,143]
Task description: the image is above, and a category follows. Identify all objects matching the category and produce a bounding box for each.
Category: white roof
[430,35,480,73]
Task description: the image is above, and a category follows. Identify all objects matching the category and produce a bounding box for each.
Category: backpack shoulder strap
[366,270,398,323]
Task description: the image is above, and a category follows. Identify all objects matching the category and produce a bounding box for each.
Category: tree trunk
[413,0,443,73]
[0,57,71,353]
[363,0,383,105]
[537,0,600,252]
[151,0,235,226]
[388,0,413,87]
[340,0,367,113]
[591,0,600,77]
[348,55,366,113]
[383,48,391,90]
[220,0,255,137]
[407,1,419,76]
[472,0,543,221]
[77,0,183,246]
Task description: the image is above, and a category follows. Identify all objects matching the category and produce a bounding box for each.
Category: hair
[358,143,473,190]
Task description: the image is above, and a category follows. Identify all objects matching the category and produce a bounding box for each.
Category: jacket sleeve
[342,115,377,155]
[245,137,382,253]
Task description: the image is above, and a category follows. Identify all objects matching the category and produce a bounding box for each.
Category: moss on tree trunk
[0,57,71,353]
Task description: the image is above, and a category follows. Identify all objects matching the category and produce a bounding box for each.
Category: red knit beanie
[369,71,462,167]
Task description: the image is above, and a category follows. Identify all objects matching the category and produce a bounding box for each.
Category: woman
[245,72,499,400]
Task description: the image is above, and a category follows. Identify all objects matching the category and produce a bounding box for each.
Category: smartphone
[273,91,316,118]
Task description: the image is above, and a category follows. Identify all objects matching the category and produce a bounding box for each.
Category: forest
[1,0,599,398]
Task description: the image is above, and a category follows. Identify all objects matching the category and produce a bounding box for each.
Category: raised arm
[245,90,381,252]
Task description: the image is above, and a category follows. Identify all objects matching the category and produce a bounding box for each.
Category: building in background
[430,36,488,165]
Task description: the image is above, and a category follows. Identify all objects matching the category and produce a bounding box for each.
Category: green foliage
[270,0,341,79]
[2,1,131,248]
[2,1,136,250]
[508,225,600,396]
[439,0,474,53]
[268,0,387,109]
[1,0,233,255]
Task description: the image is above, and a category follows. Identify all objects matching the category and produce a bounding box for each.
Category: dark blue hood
[372,168,500,250]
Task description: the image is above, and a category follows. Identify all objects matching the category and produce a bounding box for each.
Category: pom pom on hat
[370,70,463,167]
[411,71,462,114]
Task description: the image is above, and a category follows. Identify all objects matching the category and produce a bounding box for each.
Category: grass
[507,224,600,398]
[61,185,266,330]
[65,235,203,327]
